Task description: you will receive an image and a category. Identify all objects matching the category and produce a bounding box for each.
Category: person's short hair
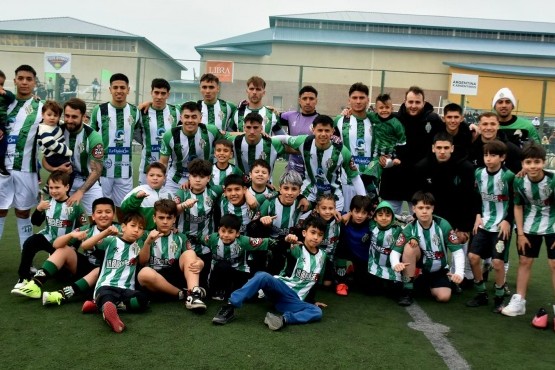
[279,171,303,187]
[246,76,266,89]
[219,214,242,232]
[433,131,454,144]
[110,73,129,85]
[478,112,499,122]
[146,161,167,175]
[411,191,435,206]
[405,86,425,100]
[180,101,202,113]
[213,139,233,150]
[250,159,270,173]
[349,82,369,97]
[42,100,62,116]
[121,211,146,228]
[349,195,372,213]
[483,140,507,156]
[312,115,334,129]
[244,112,263,125]
[151,78,170,91]
[376,93,391,105]
[224,174,246,188]
[188,158,212,177]
[0,70,5,80]
[299,85,318,97]
[64,98,87,115]
[92,197,115,212]
[521,142,546,161]
[303,215,326,233]
[316,193,336,206]
[154,199,177,218]
[48,170,71,186]
[443,103,463,115]
[15,64,37,77]
[200,73,220,84]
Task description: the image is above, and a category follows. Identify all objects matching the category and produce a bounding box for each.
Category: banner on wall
[44,52,72,73]
[205,60,234,83]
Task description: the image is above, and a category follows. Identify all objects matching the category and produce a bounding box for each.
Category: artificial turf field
[1,160,555,369]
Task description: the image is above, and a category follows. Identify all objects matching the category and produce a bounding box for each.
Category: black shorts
[469,228,509,261]
[75,252,98,278]
[518,233,555,259]
[156,263,187,289]
[416,268,451,289]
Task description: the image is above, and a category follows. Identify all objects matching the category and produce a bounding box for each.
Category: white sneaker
[501,294,526,316]
[12,279,29,291]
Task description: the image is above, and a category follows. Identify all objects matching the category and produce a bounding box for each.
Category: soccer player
[212,216,328,331]
[90,73,140,220]
[248,159,276,199]
[198,73,236,130]
[211,139,242,186]
[0,69,16,176]
[0,65,43,250]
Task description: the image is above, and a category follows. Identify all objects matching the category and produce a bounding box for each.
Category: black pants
[18,234,55,280]
[209,260,249,299]
[95,286,149,312]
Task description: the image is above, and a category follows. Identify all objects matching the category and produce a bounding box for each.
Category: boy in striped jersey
[90,73,140,221]
[87,212,148,333]
[212,216,327,330]
[219,174,261,235]
[311,194,341,288]
[11,171,87,291]
[502,143,555,317]
[248,159,277,199]
[137,199,207,312]
[391,191,464,306]
[467,140,514,312]
[211,139,242,186]
[199,73,236,131]
[0,69,16,176]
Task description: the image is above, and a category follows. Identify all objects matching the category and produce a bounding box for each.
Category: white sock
[16,217,33,250]
[0,217,5,240]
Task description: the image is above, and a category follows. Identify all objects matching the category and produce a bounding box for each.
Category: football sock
[33,260,58,286]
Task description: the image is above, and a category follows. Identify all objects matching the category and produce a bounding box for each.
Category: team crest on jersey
[156,128,166,141]
[432,233,441,247]
[448,230,458,243]
[130,242,140,255]
[425,122,432,133]
[170,240,178,254]
[385,233,394,246]
[541,183,552,199]
[496,178,505,192]
[395,234,406,247]
[127,115,134,125]
[218,111,224,121]
[199,138,206,150]
[92,144,104,159]
[114,130,125,144]
[362,233,370,243]
[77,143,85,154]
[259,151,267,161]
[104,159,113,169]
[168,115,174,124]
[25,104,34,115]
[205,197,213,208]
[325,158,335,169]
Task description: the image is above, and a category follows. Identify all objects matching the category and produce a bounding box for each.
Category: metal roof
[443,62,555,78]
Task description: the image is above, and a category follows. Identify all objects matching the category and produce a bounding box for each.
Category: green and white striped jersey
[248,186,278,202]
[514,171,555,235]
[321,218,341,258]
[120,184,175,231]
[175,186,223,254]
[203,232,269,273]
[62,123,104,178]
[6,97,43,172]
[220,197,259,235]
[277,244,327,301]
[334,115,373,176]
[70,223,122,266]
[147,231,187,270]
[367,112,406,158]
[232,135,285,174]
[368,221,402,281]
[94,236,142,295]
[90,102,140,179]
[229,106,281,135]
[393,215,461,273]
[211,163,243,186]
[200,99,237,131]
[38,200,87,243]
[475,167,515,232]
[159,124,223,184]
[259,196,302,238]
[136,104,179,175]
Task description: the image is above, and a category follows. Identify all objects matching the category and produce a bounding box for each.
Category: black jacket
[468,133,522,174]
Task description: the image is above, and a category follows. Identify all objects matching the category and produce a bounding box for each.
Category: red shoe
[531,308,548,329]
[82,300,98,314]
[102,302,125,333]
[336,283,348,296]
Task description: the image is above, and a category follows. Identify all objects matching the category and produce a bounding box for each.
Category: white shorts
[0,170,39,210]
[71,177,104,215]
[164,179,183,196]
[100,177,133,207]
[341,184,357,213]
[138,172,147,185]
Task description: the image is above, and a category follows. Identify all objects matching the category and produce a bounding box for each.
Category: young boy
[121,162,173,231]
[467,140,514,312]
[502,143,555,319]
[137,199,207,312]
[38,101,73,176]
[86,212,149,333]
[202,214,273,300]
[0,70,16,176]
[211,139,242,186]
[219,174,260,235]
[212,216,328,331]
[11,171,87,290]
[391,191,464,306]
[248,159,277,199]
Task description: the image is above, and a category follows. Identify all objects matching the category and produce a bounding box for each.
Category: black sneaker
[492,296,505,313]
[211,290,226,301]
[186,287,207,313]
[0,166,9,177]
[212,303,235,325]
[264,312,285,331]
[466,292,489,307]
[398,290,414,307]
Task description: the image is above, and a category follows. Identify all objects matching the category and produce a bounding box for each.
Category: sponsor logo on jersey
[423,250,444,260]
[47,218,72,228]
[156,128,166,140]
[7,135,18,144]
[481,193,508,202]
[294,268,319,281]
[150,145,161,153]
[108,146,131,155]
[104,159,113,169]
[106,259,127,268]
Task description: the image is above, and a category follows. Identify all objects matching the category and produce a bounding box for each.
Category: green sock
[33,260,59,286]
[494,284,505,298]
[474,281,486,293]
[403,281,414,290]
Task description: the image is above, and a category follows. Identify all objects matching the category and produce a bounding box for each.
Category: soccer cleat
[42,291,64,306]
[82,300,98,314]
[102,302,125,333]
[501,294,526,317]
[466,292,489,307]
[11,280,41,299]
[211,291,226,301]
[212,304,235,325]
[186,287,207,312]
[531,308,548,329]
[336,283,349,296]
[264,312,285,331]
[398,290,414,307]
[492,296,505,313]
[12,279,29,291]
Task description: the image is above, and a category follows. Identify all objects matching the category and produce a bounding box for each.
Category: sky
[2,0,554,78]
